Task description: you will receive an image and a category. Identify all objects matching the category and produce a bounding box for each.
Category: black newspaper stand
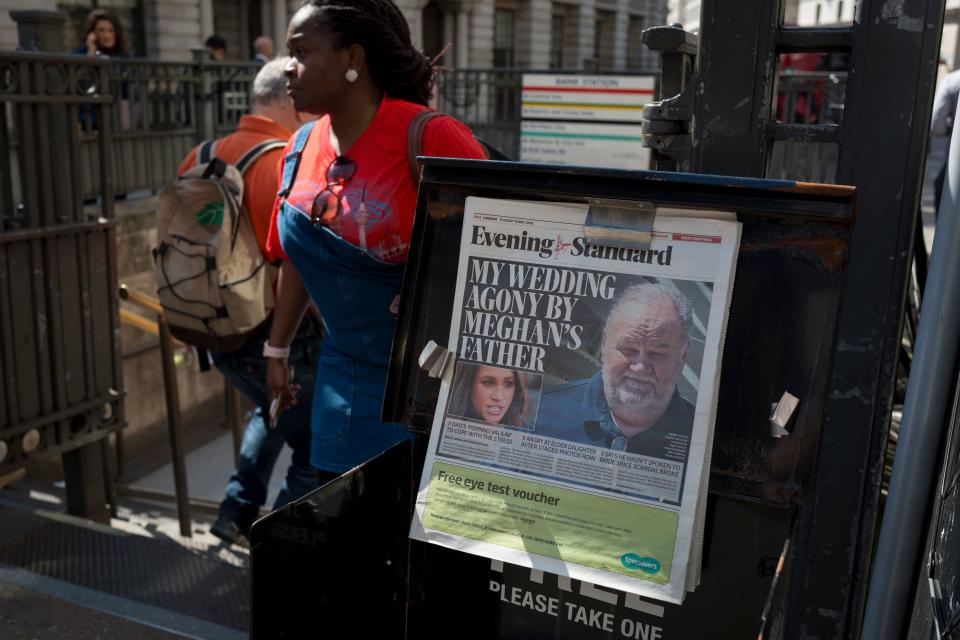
[250,159,857,639]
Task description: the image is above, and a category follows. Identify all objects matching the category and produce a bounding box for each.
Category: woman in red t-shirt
[263,0,486,476]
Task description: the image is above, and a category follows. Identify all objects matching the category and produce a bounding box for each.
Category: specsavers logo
[620,553,661,574]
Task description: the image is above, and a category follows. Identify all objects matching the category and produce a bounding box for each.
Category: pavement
[0,427,295,639]
[0,581,184,639]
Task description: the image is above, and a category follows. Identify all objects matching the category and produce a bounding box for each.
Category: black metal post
[693,0,781,177]
[861,94,960,640]
[62,441,109,524]
[788,0,945,636]
[159,316,192,538]
[192,49,215,144]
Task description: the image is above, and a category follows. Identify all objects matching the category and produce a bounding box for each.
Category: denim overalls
[276,121,411,473]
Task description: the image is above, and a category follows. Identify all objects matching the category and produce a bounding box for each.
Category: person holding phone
[75,9,127,59]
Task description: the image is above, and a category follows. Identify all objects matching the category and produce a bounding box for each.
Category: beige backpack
[154,139,285,354]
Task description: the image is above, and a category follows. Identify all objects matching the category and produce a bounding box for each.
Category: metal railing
[3,54,851,203]
[77,59,197,199]
[3,55,260,203]
[77,57,258,199]
[767,71,847,183]
[4,54,261,202]
[117,284,244,537]
[435,69,526,159]
[776,70,847,126]
[0,51,123,484]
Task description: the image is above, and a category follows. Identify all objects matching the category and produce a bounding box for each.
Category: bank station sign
[520,74,656,171]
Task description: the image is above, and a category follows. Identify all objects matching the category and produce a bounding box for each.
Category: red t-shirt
[265,96,486,263]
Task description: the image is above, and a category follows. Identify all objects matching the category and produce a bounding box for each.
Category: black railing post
[693,0,781,177]
[192,49,215,144]
[158,314,192,537]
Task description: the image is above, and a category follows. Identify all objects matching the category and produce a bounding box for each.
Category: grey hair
[250,57,291,106]
[253,35,273,55]
[606,282,694,342]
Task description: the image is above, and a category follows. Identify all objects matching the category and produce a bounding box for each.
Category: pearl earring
[345,68,359,83]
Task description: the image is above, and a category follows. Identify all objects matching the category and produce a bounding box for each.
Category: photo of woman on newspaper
[447,363,540,430]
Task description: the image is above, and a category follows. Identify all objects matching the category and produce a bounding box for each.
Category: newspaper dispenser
[249,158,856,639]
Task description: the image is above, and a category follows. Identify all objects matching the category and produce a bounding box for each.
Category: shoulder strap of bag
[192,139,228,180]
[235,139,287,174]
[196,139,216,167]
[407,109,444,186]
[278,121,317,198]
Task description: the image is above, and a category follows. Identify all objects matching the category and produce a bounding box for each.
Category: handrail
[119,308,159,337]
[118,284,163,315]
[116,282,192,537]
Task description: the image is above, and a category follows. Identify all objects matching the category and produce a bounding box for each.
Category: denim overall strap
[277,205,411,473]
[278,120,316,198]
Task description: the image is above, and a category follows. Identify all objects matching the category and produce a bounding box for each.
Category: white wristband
[262,341,291,359]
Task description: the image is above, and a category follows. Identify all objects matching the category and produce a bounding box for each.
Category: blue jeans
[212,322,322,528]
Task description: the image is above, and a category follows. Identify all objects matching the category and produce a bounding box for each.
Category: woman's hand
[266,358,300,410]
[267,262,311,412]
[85,31,98,55]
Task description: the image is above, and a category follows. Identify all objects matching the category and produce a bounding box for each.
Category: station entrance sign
[520,74,655,170]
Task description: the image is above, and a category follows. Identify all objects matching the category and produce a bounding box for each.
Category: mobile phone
[268,396,282,429]
[268,365,294,429]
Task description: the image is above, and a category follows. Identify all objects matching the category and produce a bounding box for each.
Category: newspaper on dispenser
[410,197,741,604]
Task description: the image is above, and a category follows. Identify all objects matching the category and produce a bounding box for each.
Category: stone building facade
[2,0,666,72]
[417,0,667,71]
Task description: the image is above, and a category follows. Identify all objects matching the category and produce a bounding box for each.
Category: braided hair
[308,0,435,106]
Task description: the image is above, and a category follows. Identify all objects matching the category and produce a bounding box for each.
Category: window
[594,20,602,61]
[626,15,646,70]
[422,2,446,64]
[550,14,565,70]
[594,10,616,71]
[494,8,516,68]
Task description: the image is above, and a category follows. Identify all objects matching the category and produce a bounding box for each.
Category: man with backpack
[168,58,320,545]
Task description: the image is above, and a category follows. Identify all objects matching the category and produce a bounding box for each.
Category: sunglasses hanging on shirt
[310,155,357,226]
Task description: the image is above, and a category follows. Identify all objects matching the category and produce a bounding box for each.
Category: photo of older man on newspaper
[534,282,697,464]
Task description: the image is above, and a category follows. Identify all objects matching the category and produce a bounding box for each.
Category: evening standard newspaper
[410,197,741,603]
